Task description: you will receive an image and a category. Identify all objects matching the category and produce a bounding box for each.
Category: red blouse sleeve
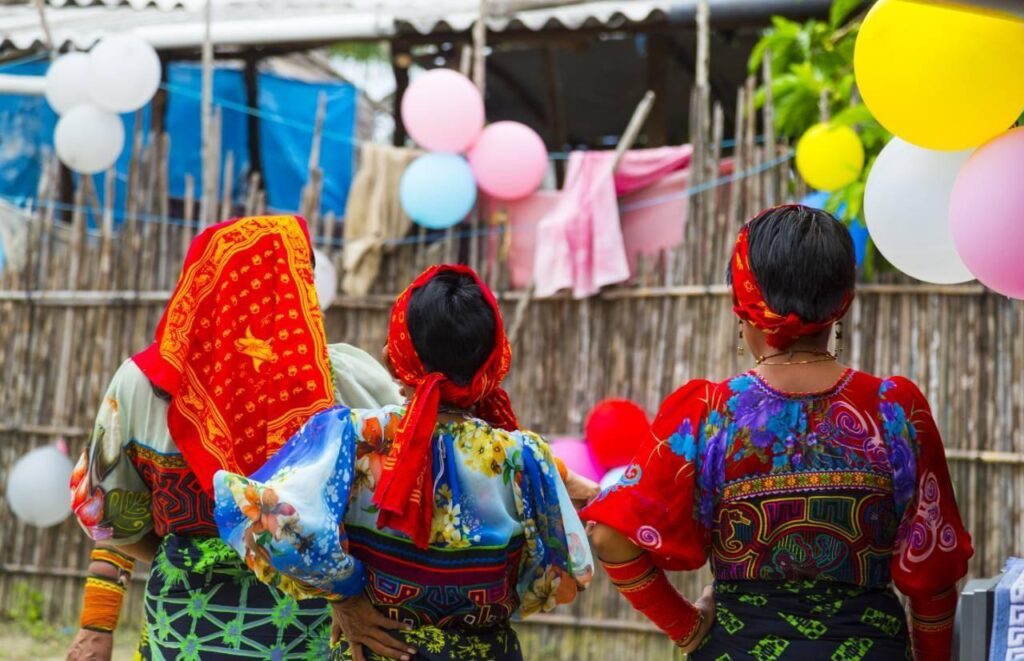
[881,377,973,660]
[581,379,715,571]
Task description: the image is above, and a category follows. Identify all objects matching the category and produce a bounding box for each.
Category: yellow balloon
[855,0,1024,151]
[796,123,865,192]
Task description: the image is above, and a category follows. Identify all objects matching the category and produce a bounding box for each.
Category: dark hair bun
[407,271,497,386]
[745,205,856,324]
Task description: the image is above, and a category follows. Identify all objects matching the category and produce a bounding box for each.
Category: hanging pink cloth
[532,145,693,298]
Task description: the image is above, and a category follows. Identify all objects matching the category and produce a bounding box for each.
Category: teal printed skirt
[137,534,332,660]
[692,580,912,661]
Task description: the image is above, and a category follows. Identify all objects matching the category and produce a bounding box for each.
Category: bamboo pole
[199,0,217,227]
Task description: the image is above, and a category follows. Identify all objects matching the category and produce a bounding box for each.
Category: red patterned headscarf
[375,264,518,549]
[730,208,853,349]
[133,215,335,494]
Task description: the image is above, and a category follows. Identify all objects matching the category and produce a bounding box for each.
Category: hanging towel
[342,144,420,295]
[990,556,1024,661]
[532,145,693,299]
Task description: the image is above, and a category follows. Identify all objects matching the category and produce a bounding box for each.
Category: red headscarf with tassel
[730,207,853,349]
[374,264,517,549]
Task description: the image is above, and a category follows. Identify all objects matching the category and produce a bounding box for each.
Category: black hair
[407,270,496,386]
[737,205,856,323]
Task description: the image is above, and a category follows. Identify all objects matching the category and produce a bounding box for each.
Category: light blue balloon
[800,190,831,211]
[399,154,477,230]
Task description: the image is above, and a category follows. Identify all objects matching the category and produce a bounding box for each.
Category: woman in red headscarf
[68,215,404,660]
[213,264,595,661]
[583,206,973,660]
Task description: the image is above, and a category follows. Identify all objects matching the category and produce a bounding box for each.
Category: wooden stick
[473,0,489,92]
[199,0,216,227]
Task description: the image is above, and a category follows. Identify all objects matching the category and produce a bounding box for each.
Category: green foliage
[329,42,387,63]
[2,581,60,640]
[750,0,890,277]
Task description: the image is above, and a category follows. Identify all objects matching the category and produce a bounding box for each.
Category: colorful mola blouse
[213,405,594,628]
[582,369,973,658]
[70,344,402,545]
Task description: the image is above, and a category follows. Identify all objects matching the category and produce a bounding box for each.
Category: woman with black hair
[584,206,973,660]
[213,264,595,661]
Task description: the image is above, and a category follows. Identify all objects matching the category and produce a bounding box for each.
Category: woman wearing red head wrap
[214,264,594,661]
[68,215,404,660]
[584,206,972,660]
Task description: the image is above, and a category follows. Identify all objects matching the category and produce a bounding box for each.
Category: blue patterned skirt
[329,625,522,660]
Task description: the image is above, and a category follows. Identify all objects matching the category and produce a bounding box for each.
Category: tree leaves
[751,0,894,275]
[830,0,865,29]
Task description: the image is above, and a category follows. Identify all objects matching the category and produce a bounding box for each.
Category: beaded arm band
[600,553,701,646]
[79,548,135,633]
[909,587,958,659]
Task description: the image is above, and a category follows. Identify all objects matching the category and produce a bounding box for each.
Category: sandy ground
[0,624,137,660]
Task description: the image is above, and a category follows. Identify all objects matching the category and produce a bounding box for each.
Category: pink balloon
[950,127,1024,299]
[549,437,603,483]
[468,121,548,201]
[401,69,484,153]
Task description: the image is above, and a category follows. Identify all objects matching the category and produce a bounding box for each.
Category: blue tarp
[0,60,357,221]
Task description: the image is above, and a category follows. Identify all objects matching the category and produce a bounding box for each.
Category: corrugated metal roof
[1,1,826,53]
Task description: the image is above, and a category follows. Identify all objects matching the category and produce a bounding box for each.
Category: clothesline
[3,51,764,164]
[0,150,794,247]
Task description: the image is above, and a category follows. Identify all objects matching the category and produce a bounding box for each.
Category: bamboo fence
[0,45,1022,661]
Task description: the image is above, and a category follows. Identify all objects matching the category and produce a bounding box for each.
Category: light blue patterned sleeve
[213,405,367,600]
[512,430,595,616]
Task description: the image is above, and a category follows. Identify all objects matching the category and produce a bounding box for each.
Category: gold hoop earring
[736,321,745,356]
[835,321,844,357]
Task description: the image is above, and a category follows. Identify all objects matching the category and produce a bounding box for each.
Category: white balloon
[314,249,337,310]
[44,53,92,115]
[864,138,975,284]
[88,34,161,113]
[6,445,73,528]
[54,104,125,174]
[599,465,628,491]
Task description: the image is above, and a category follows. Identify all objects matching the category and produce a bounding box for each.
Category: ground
[0,622,138,660]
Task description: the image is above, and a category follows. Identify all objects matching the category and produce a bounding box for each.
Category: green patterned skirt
[692,580,912,661]
[330,624,521,661]
[137,534,332,660]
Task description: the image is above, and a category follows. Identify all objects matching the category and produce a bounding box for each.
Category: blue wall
[0,60,358,222]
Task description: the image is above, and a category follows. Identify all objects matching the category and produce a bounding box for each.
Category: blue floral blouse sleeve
[512,430,594,616]
[213,405,367,601]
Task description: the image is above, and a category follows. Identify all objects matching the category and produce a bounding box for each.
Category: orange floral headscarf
[133,215,334,494]
[374,264,518,548]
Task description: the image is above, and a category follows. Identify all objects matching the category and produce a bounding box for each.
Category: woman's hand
[564,469,600,505]
[330,595,416,661]
[66,629,113,661]
[679,585,716,654]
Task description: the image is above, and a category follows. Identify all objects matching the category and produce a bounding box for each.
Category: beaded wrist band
[674,610,705,649]
[91,548,135,577]
[80,576,126,633]
[79,548,135,632]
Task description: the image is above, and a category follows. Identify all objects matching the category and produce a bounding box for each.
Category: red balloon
[585,399,651,470]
